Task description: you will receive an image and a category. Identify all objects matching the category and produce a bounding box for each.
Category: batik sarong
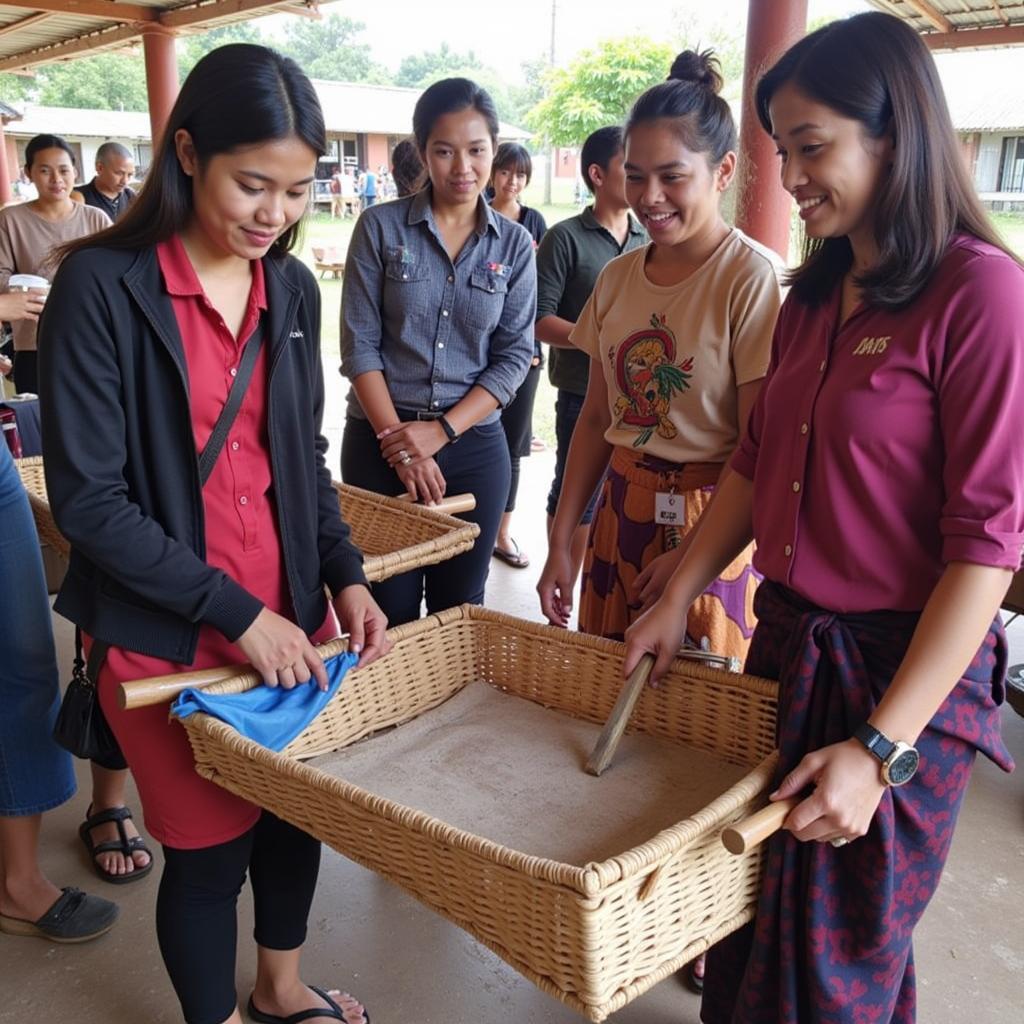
[702,580,1014,1023]
[578,446,759,657]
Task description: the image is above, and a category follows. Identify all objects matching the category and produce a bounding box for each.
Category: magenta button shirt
[732,235,1024,613]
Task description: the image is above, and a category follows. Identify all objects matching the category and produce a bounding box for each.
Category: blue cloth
[171,650,359,752]
[0,442,76,815]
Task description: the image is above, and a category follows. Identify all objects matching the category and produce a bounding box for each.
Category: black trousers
[156,811,321,1024]
[12,350,37,395]
[340,414,510,626]
[499,363,542,514]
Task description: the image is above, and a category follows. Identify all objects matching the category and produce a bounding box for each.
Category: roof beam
[924,23,1024,48]
[161,0,294,30]
[990,1,1010,27]
[0,22,141,72]
[902,0,954,33]
[0,1,157,22]
[0,12,53,39]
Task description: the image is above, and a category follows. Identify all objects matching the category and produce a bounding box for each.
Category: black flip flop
[248,986,369,1024]
[493,539,530,568]
[79,805,154,885]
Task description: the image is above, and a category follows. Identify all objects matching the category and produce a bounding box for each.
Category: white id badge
[655,491,681,525]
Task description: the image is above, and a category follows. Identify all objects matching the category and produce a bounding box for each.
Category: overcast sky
[264,0,873,84]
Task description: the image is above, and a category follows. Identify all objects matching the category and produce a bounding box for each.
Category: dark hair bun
[668,49,724,94]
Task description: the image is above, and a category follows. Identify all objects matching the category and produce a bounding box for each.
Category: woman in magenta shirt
[624,13,1022,1023]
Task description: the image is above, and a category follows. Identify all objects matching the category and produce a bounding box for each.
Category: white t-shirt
[570,228,783,464]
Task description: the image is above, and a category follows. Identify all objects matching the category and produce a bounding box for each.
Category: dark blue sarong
[702,581,1013,1024]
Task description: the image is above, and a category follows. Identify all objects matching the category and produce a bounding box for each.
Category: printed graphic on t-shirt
[608,313,693,447]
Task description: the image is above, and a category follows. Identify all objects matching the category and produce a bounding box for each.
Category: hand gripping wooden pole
[721,797,798,855]
[394,492,476,515]
[585,654,655,776]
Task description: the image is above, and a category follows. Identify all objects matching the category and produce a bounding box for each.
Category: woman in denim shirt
[340,78,536,625]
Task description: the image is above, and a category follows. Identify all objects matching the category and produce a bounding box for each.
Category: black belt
[394,406,451,422]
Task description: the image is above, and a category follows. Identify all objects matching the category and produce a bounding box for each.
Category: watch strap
[854,722,896,763]
[438,414,459,443]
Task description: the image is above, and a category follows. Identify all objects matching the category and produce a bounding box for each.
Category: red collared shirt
[732,235,1024,613]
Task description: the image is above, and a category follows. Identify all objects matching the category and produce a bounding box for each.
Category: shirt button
[800,422,809,434]
[231,441,240,451]
[784,544,793,556]
[818,360,826,372]
[447,275,454,283]
[442,310,449,317]
[432,400,439,407]
[792,481,801,492]
[438,342,444,349]
[402,273,408,280]
[230,367,238,377]
[239,495,248,506]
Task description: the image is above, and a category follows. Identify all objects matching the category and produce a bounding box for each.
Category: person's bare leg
[251,946,366,1024]
[495,511,515,554]
[86,763,150,876]
[0,814,62,921]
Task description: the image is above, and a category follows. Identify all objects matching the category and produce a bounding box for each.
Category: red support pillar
[736,0,809,259]
[0,120,12,205]
[142,25,179,151]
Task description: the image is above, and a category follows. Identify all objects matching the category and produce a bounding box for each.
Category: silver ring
[830,837,850,848]
[399,451,413,465]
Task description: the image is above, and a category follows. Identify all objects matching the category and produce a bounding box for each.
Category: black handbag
[52,318,266,760]
[53,630,117,761]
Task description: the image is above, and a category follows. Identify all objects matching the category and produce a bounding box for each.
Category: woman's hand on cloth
[377,420,447,466]
[395,457,446,505]
[537,547,577,628]
[333,583,391,668]
[236,607,329,690]
[622,596,689,684]
[631,544,688,611]
[771,739,887,845]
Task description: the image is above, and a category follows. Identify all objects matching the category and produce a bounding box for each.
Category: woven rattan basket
[13,456,479,582]
[176,604,779,1021]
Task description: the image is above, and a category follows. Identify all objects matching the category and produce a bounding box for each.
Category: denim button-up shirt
[340,188,536,424]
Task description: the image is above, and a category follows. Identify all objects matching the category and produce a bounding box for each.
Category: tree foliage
[526,37,675,148]
[36,53,149,111]
[178,22,263,79]
[276,14,384,81]
[394,43,482,89]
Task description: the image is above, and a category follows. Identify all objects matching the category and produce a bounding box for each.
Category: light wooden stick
[118,636,352,710]
[721,797,798,855]
[585,654,655,776]
[394,492,476,515]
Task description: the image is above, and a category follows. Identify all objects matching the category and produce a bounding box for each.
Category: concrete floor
[3,447,1024,1023]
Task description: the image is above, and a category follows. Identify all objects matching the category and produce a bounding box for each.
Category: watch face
[886,748,920,786]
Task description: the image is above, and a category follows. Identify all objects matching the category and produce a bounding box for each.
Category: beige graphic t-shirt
[570,228,783,464]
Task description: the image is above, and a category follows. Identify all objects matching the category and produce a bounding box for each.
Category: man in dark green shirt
[535,126,646,576]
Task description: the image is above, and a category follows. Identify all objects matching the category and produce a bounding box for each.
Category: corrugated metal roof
[868,1,1024,45]
[934,48,1024,131]
[5,103,151,138]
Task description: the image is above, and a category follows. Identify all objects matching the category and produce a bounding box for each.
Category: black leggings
[156,811,321,1024]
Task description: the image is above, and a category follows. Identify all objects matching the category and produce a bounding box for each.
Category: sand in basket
[309,681,749,865]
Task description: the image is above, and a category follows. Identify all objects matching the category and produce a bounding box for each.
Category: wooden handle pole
[585,654,654,777]
[118,636,352,710]
[394,492,476,515]
[721,797,798,855]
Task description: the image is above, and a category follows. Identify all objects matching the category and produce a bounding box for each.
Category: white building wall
[975,133,1004,192]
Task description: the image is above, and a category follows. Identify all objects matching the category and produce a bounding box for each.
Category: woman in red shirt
[624,13,1022,1023]
[41,46,386,1024]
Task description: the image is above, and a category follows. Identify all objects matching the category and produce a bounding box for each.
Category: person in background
[390,138,425,198]
[0,134,110,395]
[78,141,137,222]
[329,166,345,219]
[0,436,120,944]
[624,14,1022,1022]
[340,77,535,626]
[359,166,377,209]
[41,44,388,1024]
[487,141,547,569]
[535,125,646,585]
[341,166,358,217]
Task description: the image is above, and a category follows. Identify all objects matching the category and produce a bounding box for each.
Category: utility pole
[543,0,556,206]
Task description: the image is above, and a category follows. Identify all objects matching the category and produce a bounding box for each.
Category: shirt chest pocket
[466,268,509,333]
[383,247,431,319]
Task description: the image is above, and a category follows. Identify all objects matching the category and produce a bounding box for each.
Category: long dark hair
[756,12,1015,308]
[626,50,736,167]
[60,44,325,260]
[412,78,499,153]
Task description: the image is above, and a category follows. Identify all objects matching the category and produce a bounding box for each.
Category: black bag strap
[197,319,265,486]
[74,626,109,686]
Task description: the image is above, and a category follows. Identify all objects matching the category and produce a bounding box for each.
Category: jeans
[341,414,510,625]
[0,442,76,815]
[546,389,602,524]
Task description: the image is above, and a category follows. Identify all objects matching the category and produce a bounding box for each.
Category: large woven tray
[177,605,779,1022]
[13,457,478,582]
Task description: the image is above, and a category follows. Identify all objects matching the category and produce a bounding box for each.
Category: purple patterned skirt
[702,580,1013,1024]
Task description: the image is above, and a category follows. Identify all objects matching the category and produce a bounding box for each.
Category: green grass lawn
[992,212,1024,258]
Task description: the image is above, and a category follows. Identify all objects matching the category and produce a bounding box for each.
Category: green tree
[37,53,148,111]
[178,22,264,78]
[0,72,35,105]
[277,13,383,81]
[526,36,674,148]
[394,43,482,88]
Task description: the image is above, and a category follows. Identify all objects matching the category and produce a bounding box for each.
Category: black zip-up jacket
[39,243,366,665]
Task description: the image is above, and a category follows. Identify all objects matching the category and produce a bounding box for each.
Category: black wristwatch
[438,414,459,444]
[854,723,920,787]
